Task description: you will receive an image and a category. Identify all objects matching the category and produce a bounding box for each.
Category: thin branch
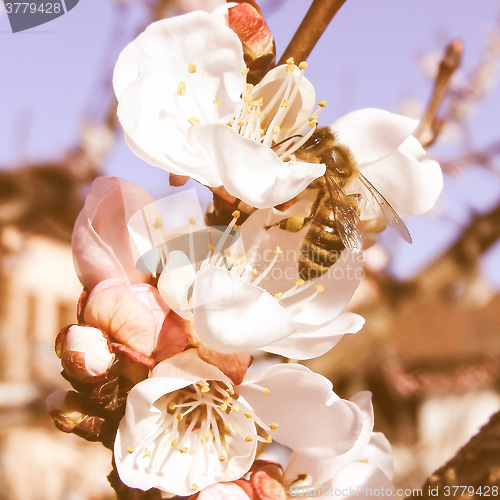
[278,0,348,65]
[415,39,463,147]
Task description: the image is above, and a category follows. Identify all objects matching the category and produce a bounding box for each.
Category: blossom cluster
[47,2,442,499]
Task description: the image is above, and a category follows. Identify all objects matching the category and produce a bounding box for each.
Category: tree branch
[278,0,348,65]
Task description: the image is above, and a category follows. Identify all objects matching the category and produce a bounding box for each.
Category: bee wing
[324,175,364,253]
[356,171,413,244]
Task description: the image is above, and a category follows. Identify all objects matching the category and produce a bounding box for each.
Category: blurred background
[1,0,500,497]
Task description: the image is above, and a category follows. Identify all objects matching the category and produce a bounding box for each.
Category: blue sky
[1,0,499,283]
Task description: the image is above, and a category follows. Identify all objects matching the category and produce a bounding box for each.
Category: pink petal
[72,177,153,290]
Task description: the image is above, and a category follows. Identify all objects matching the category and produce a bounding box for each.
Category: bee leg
[264,214,312,232]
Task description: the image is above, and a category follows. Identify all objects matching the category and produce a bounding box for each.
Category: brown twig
[278,0,348,65]
[415,39,463,148]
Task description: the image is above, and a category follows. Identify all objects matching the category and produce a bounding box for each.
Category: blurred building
[0,156,115,500]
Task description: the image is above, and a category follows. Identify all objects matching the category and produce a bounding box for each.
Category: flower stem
[278,0,348,65]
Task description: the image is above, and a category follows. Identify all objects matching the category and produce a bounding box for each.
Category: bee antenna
[271,134,303,150]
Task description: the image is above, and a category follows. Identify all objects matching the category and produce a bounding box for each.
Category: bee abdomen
[298,211,344,281]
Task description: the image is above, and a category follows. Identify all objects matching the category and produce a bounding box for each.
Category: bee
[267,127,412,280]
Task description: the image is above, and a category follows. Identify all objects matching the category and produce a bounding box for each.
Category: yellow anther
[213,98,221,106]
[237,120,246,127]
[219,456,227,462]
[241,67,249,75]
[274,292,283,300]
[143,449,151,458]
[188,62,197,73]
[317,100,327,107]
[230,404,239,412]
[220,403,228,411]
[224,396,232,404]
[152,217,163,229]
[177,81,186,96]
[246,83,254,92]
[171,439,178,447]
[286,57,295,65]
[179,447,187,454]
[308,116,318,127]
[299,61,308,69]
[188,117,200,126]
[262,387,270,396]
[232,210,241,220]
[188,218,197,225]
[274,246,282,254]
[245,436,254,442]
[315,285,325,293]
[246,105,254,114]
[224,423,233,432]
[295,278,305,287]
[200,438,206,444]
[265,435,273,444]
[244,412,253,419]
[204,430,212,439]
[127,446,135,454]
[176,412,184,421]
[260,128,265,136]
[269,423,279,431]
[226,389,235,396]
[272,126,280,135]
[251,268,258,276]
[233,224,241,231]
[168,402,176,410]
[192,483,199,491]
[200,385,210,393]
[281,98,291,108]
[244,94,252,103]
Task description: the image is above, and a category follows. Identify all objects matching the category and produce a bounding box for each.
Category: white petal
[331,109,419,165]
[252,64,316,140]
[239,364,364,458]
[113,12,246,183]
[359,136,443,218]
[157,251,195,321]
[262,312,365,359]
[283,250,364,325]
[326,461,395,496]
[284,392,376,487]
[192,263,297,353]
[189,123,325,208]
[362,433,394,481]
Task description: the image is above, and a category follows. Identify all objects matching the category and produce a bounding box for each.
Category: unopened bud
[46,391,104,441]
[56,325,114,380]
[228,3,275,85]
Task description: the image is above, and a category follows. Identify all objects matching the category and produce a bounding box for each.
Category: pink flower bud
[83,279,170,357]
[228,2,275,84]
[57,325,115,379]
